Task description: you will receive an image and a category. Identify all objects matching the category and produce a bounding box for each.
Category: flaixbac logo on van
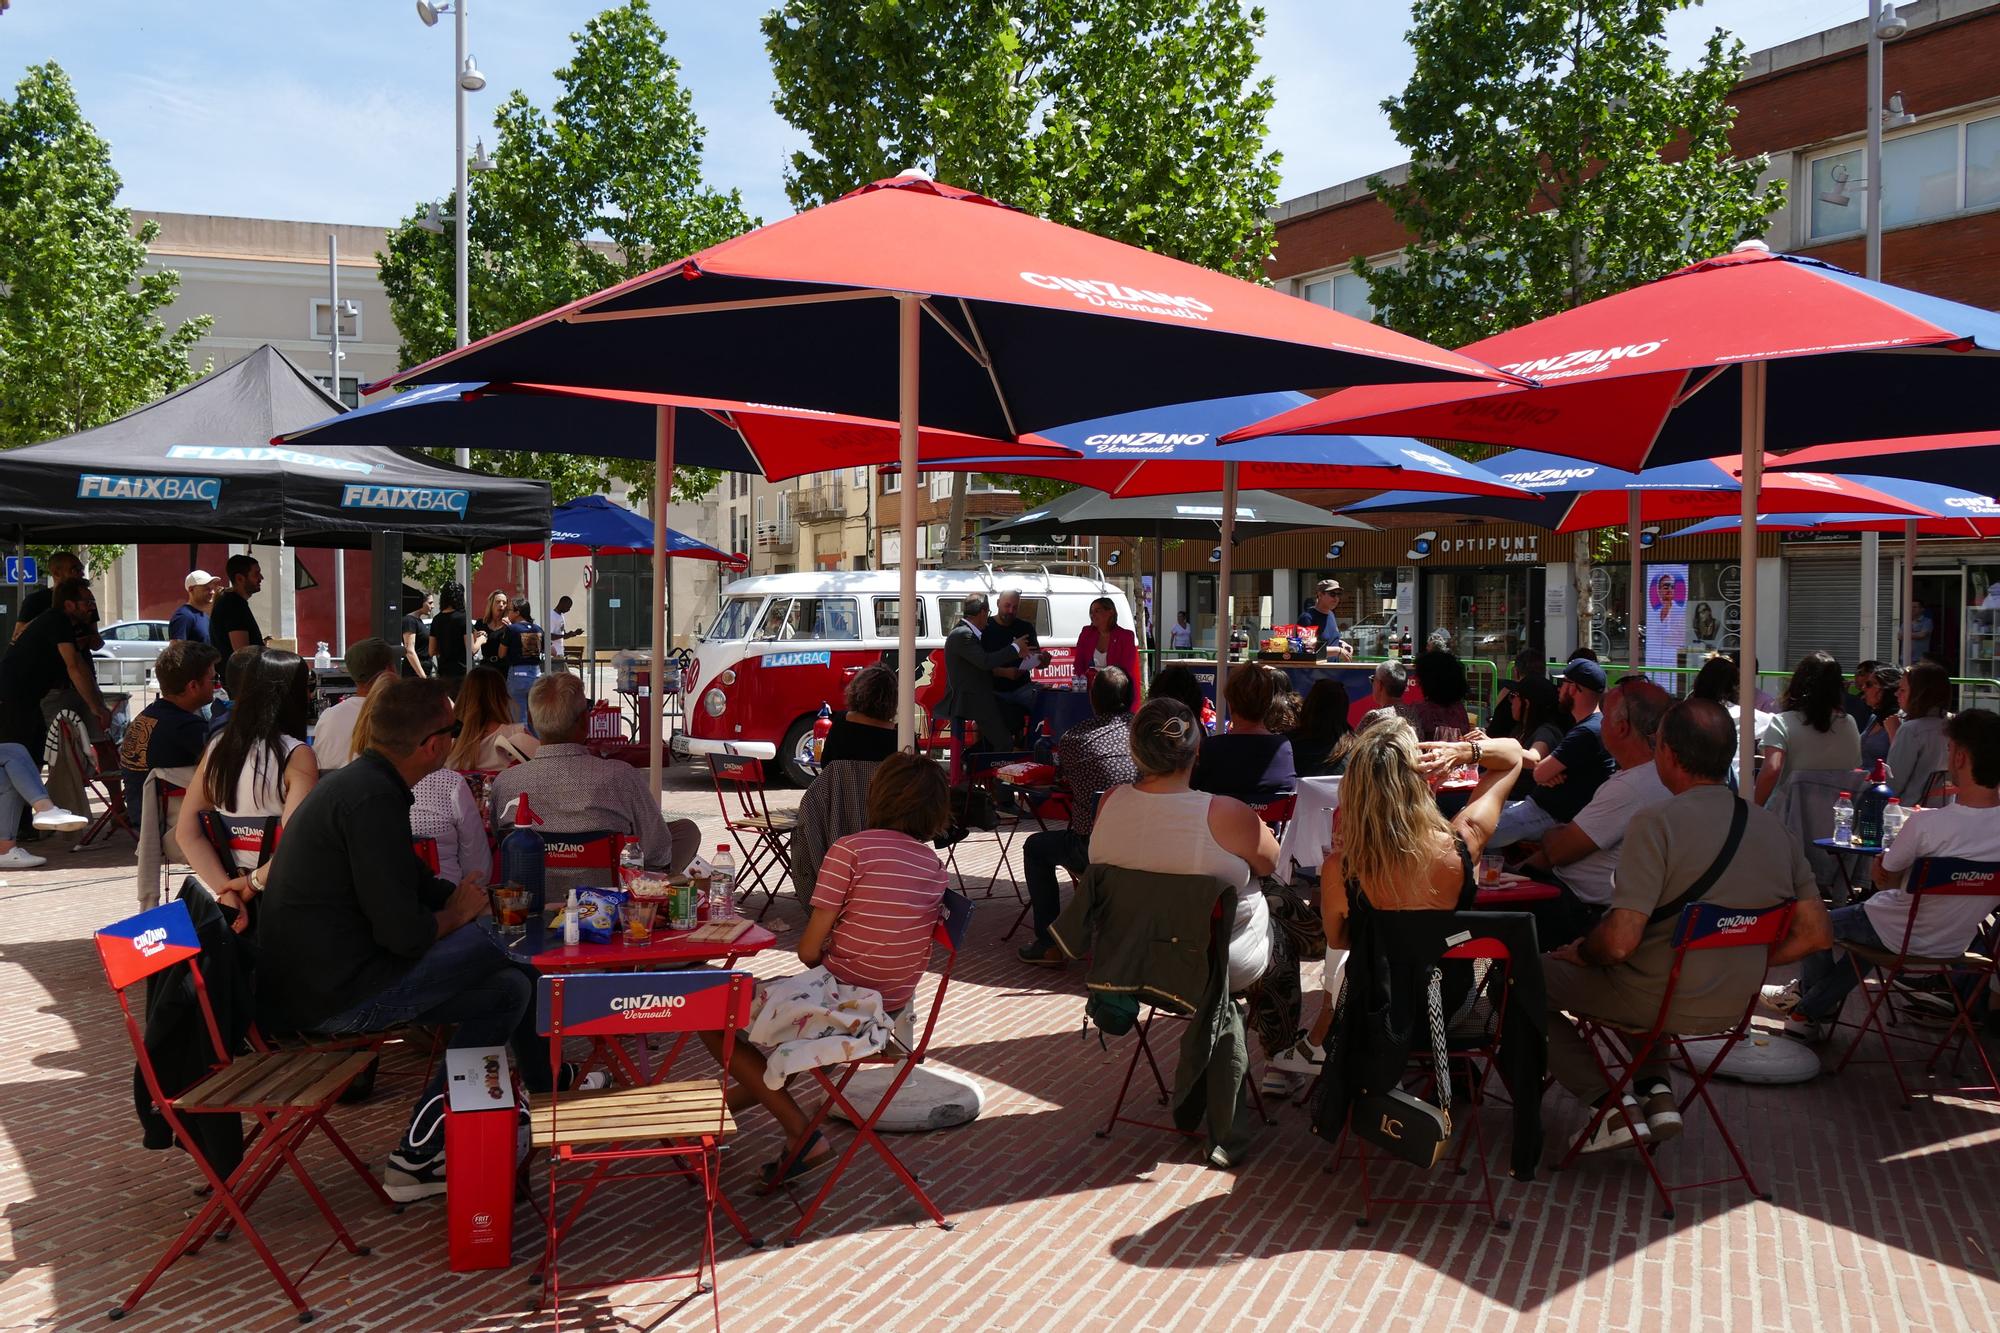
[77,473,222,508]
[340,484,470,517]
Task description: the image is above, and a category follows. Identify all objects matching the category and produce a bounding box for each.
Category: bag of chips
[571,888,628,944]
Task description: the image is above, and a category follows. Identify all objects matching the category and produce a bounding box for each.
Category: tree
[378,1,752,508]
[764,0,1283,549]
[1358,0,1783,639]
[0,64,210,449]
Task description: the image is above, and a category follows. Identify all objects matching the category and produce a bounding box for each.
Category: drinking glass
[619,897,658,946]
[493,885,532,939]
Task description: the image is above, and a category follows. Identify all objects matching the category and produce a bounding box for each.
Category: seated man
[1544,699,1829,1154]
[1765,708,2000,1042]
[1017,666,1138,967]
[312,637,399,770]
[703,751,953,1183]
[1517,680,1671,949]
[118,639,218,828]
[255,678,561,1202]
[1350,659,1412,730]
[490,672,700,895]
[1492,657,1617,849]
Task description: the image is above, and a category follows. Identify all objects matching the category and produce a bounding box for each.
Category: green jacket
[1052,864,1252,1158]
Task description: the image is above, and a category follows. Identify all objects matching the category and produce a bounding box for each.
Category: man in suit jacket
[942,594,1036,754]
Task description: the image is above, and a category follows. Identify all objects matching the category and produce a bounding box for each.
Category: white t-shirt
[312,694,365,770]
[548,609,567,642]
[1566,760,1670,906]
[1869,801,2000,958]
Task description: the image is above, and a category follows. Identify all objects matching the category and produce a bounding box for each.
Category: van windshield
[708,597,763,641]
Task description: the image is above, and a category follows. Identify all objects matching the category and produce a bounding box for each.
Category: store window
[1304,567,1402,655]
[1187,571,1272,648]
[1809,112,2000,240]
[1424,569,1530,663]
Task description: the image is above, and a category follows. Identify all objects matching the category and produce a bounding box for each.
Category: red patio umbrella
[1223,246,2000,772]
[367,173,1519,755]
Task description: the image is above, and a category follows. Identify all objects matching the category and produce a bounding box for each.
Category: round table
[1812,836,1883,898]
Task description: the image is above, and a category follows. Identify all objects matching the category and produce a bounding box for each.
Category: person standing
[9,552,84,643]
[940,594,1033,757]
[168,570,223,643]
[0,578,109,747]
[207,554,265,654]
[400,593,435,678]
[1297,579,1355,661]
[428,582,470,697]
[1908,598,1935,663]
[547,595,581,668]
[496,597,545,736]
[1169,611,1194,652]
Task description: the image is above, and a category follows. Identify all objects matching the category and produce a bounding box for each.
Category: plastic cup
[619,897,658,945]
[1480,853,1504,886]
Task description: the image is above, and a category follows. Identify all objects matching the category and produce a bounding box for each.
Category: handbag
[1348,964,1454,1170]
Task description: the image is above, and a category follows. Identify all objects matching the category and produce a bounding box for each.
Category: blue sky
[4,1,1853,228]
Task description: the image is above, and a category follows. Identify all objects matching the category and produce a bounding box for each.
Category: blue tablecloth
[1029,687,1097,741]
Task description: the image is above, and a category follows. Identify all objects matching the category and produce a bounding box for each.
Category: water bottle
[709,844,736,918]
[314,641,332,670]
[1832,791,1855,847]
[498,794,547,913]
[618,840,644,893]
[1881,798,1906,848]
[1853,760,1895,848]
[1033,720,1056,767]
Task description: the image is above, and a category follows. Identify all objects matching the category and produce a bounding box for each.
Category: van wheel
[777,716,817,787]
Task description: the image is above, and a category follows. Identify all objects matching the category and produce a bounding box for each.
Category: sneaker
[1779,1013,1830,1045]
[30,806,87,832]
[383,1151,447,1203]
[1577,1095,1652,1156]
[1268,1038,1325,1078]
[1258,1066,1298,1099]
[0,846,47,870]
[1016,941,1065,969]
[1634,1080,1682,1144]
[1759,981,1803,1017]
[1891,981,1959,1021]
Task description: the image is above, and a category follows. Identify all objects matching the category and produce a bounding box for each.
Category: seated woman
[819,662,900,765]
[1857,664,1902,769]
[702,750,952,1184]
[1074,596,1142,711]
[1754,650,1861,807]
[1093,697,1280,999]
[1888,661,1952,801]
[1288,679,1353,778]
[1192,664,1296,802]
[1149,664,1211,733]
[446,665,537,771]
[1690,653,1772,783]
[0,741,88,869]
[1404,647,1473,739]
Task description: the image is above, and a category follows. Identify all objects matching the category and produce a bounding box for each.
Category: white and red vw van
[676,568,1133,784]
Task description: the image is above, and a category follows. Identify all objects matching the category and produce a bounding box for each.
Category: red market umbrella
[366,173,1519,758]
[1223,246,2000,772]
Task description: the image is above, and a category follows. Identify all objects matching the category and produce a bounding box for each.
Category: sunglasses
[427,720,464,743]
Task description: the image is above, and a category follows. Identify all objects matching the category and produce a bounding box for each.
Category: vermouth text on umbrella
[1496,340,1668,381]
[1019,273,1214,321]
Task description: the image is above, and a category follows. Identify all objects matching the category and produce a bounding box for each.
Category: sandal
[758,1131,831,1189]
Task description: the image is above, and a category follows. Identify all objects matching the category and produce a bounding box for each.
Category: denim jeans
[1023,828,1088,947]
[318,924,548,1155]
[1491,798,1559,849]
[1795,904,1890,1022]
[0,741,51,839]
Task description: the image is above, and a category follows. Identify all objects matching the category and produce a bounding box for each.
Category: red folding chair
[761,889,974,1244]
[707,754,795,918]
[540,828,629,881]
[1830,856,2000,1103]
[531,969,757,1331]
[59,712,137,850]
[97,900,380,1323]
[1333,937,1515,1231]
[1556,900,1797,1219]
[200,810,280,875]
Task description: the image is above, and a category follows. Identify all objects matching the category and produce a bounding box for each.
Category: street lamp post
[327,235,358,655]
[1861,1,1915,663]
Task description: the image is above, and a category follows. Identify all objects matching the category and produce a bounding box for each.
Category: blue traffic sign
[4,557,37,586]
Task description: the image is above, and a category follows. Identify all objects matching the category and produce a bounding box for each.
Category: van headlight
[702,687,728,717]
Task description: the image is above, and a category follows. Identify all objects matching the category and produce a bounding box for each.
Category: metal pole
[1627,489,1644,676]
[1900,519,1917,664]
[329,235,348,656]
[895,294,921,750]
[1738,362,1765,783]
[540,535,552,672]
[1860,0,1886,655]
[1216,462,1237,727]
[452,0,474,669]
[649,407,674,801]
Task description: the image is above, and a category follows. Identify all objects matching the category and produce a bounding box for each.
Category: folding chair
[1830,856,2000,1103]
[707,754,795,919]
[1556,900,1797,1219]
[531,969,757,1331]
[762,889,974,1245]
[97,900,380,1323]
[540,828,629,882]
[1334,938,1515,1232]
[960,750,1046,901]
[200,810,280,875]
[59,712,136,850]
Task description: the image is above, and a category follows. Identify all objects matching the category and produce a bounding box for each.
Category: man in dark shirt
[428,581,470,695]
[1492,656,1615,847]
[168,570,222,643]
[9,552,83,643]
[255,677,544,1202]
[1018,666,1137,967]
[207,554,265,654]
[118,639,217,826]
[1297,579,1355,660]
[983,589,1039,740]
[0,578,108,748]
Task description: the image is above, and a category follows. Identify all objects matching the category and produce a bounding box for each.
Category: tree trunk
[1572,530,1593,653]
[948,470,972,556]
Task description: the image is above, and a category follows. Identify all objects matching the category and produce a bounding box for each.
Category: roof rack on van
[930,555,1111,589]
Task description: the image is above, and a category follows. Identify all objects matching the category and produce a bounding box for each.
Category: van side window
[786,597,860,641]
[755,598,792,639]
[937,596,1051,638]
[872,596,925,638]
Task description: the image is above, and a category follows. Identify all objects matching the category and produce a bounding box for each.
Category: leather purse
[1348,965,1453,1170]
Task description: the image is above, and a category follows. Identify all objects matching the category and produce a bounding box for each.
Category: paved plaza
[2,768,1998,1332]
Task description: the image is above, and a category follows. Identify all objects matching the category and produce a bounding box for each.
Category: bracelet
[1469,739,1483,768]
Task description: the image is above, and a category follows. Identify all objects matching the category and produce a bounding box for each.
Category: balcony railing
[757,517,797,552]
[794,484,845,520]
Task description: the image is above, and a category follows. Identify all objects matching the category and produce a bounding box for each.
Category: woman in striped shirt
[703,750,952,1184]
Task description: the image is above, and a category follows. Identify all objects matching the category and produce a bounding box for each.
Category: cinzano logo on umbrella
[1018,272,1214,322]
[1084,432,1209,452]
[1496,340,1668,382]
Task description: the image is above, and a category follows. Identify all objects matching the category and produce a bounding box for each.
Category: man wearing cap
[1491,656,1617,848]
[169,570,223,644]
[1297,579,1354,661]
[313,638,400,771]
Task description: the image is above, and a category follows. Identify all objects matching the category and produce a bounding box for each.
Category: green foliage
[403,549,483,594]
[378,1,748,505]
[0,62,211,506]
[1358,0,1783,349]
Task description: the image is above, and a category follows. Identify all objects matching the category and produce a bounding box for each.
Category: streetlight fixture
[458,56,486,92]
[415,201,447,234]
[415,0,440,27]
[469,137,495,172]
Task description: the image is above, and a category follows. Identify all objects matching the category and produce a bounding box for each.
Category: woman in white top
[1887,661,1953,801]
[177,649,319,928]
[1755,651,1861,806]
[1089,696,1278,994]
[446,665,538,771]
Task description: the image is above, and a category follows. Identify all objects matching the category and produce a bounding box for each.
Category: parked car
[93,620,172,661]
[1344,612,1409,659]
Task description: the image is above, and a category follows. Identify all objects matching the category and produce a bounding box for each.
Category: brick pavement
[1,766,1997,1331]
